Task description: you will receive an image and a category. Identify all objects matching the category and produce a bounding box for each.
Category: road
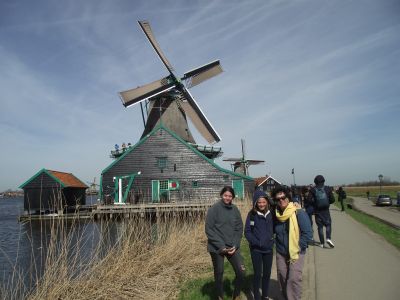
[351,196,400,228]
[312,206,400,300]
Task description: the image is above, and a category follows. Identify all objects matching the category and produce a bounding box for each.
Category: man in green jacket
[205,186,245,300]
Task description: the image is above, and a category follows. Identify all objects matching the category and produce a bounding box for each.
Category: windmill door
[232,179,244,199]
[151,180,170,203]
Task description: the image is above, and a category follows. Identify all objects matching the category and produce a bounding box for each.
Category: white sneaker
[327,239,335,248]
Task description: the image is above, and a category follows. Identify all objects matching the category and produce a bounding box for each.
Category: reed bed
[0,199,251,300]
[1,214,208,299]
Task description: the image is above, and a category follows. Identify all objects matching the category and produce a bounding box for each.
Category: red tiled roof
[48,170,88,188]
[254,176,267,186]
[254,175,282,187]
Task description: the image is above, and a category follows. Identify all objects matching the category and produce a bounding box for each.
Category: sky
[0,0,399,191]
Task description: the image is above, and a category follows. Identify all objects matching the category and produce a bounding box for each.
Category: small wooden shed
[255,175,282,194]
[19,169,88,214]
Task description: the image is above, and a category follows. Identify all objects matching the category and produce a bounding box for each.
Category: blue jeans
[250,250,273,300]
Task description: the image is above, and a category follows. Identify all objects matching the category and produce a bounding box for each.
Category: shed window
[192,181,199,188]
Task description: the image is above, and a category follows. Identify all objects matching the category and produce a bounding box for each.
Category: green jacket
[205,200,243,253]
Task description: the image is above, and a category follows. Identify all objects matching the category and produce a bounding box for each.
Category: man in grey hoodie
[205,186,245,300]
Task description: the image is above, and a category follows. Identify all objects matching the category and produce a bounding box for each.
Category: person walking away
[205,186,245,300]
[308,175,335,248]
[272,186,312,300]
[336,186,346,211]
[245,190,274,300]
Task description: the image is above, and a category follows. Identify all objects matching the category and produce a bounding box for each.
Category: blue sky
[1,0,399,191]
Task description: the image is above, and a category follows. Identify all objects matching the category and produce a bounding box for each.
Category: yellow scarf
[275,202,300,263]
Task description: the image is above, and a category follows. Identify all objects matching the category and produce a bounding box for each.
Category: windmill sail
[182,60,223,88]
[119,76,175,107]
[119,20,222,146]
[138,20,174,73]
[179,89,221,144]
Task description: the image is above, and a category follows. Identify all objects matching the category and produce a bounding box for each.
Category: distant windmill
[86,177,99,195]
[119,20,223,145]
[223,139,265,176]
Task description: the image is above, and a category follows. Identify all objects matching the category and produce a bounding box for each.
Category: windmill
[119,20,223,148]
[86,177,99,195]
[223,139,265,176]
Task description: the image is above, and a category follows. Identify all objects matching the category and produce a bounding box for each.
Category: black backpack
[313,187,330,210]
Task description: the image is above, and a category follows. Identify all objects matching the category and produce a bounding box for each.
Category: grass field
[344,185,400,198]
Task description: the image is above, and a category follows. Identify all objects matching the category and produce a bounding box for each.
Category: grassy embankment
[337,186,400,250]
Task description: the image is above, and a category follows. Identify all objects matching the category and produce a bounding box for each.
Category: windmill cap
[314,175,325,184]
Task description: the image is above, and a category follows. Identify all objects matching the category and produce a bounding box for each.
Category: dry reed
[1,199,251,300]
[24,214,211,299]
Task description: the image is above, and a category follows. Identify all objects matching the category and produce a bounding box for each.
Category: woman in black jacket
[245,190,274,300]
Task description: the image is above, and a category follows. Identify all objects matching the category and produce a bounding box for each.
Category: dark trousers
[210,251,245,299]
[315,209,332,244]
[305,206,314,228]
[250,250,273,300]
[339,198,345,211]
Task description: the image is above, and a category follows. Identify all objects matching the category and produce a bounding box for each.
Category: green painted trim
[99,176,103,199]
[101,123,253,181]
[19,168,66,189]
[124,175,136,202]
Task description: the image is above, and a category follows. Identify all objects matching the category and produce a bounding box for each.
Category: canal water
[0,196,121,295]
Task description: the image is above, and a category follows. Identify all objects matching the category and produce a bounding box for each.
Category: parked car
[374,194,392,206]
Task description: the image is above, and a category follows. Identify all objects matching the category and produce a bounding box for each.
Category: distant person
[272,186,312,300]
[114,143,119,152]
[397,191,400,206]
[308,175,335,248]
[205,186,245,300]
[336,186,347,212]
[245,190,274,300]
[366,190,370,200]
[121,142,126,151]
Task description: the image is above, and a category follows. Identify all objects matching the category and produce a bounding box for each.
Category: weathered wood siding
[22,172,86,212]
[102,127,254,203]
